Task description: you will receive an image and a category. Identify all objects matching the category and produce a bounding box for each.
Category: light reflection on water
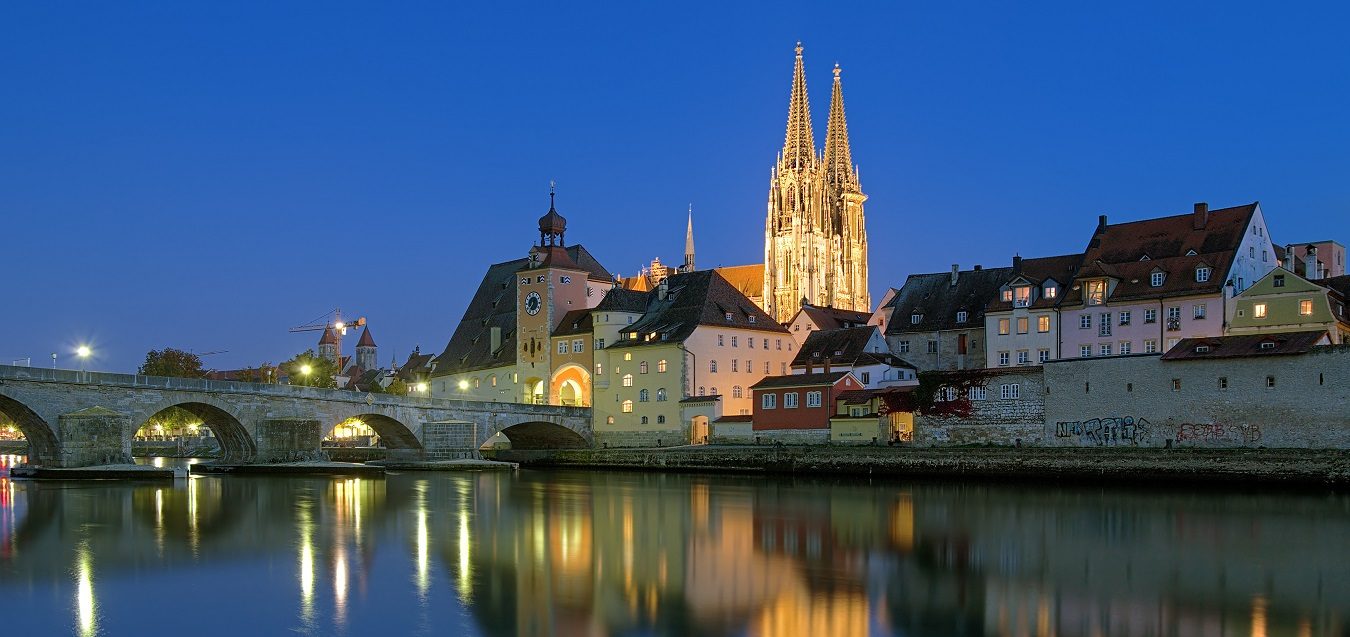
[0,461,1344,636]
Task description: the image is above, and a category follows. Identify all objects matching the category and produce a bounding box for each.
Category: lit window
[606,416,614,424]
[621,400,633,413]
[998,319,1010,335]
[622,374,633,387]
[657,359,667,372]
[1151,272,1165,287]
[1086,280,1106,305]
[1300,299,1314,315]
[762,393,776,409]
[1037,316,1050,333]
[1044,285,1057,299]
[1001,289,1013,302]
[1016,317,1029,334]
[595,362,603,375]
[1014,286,1031,306]
[1254,303,1268,318]
[624,353,632,361]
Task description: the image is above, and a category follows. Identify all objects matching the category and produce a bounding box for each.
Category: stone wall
[254,418,325,463]
[916,368,1046,446]
[710,421,753,444]
[1043,346,1350,449]
[422,420,478,459]
[57,407,131,467]
[754,428,830,445]
[886,327,985,372]
[595,426,687,448]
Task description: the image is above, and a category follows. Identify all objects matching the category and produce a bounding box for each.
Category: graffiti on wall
[1054,417,1154,446]
[1175,422,1262,445]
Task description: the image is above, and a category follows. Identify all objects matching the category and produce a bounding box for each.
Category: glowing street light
[416,382,428,394]
[300,364,313,376]
[76,345,91,372]
[457,380,469,391]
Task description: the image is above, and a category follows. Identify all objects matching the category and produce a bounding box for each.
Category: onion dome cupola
[538,182,567,247]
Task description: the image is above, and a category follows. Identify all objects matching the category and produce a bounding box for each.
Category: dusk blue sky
[4,2,1349,373]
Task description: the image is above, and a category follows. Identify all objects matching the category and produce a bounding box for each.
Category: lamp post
[300,364,313,386]
[76,346,91,373]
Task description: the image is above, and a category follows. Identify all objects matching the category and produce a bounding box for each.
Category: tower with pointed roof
[682,205,696,272]
[317,328,339,364]
[355,326,378,370]
[762,43,870,323]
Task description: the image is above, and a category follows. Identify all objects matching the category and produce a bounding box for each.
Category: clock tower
[515,187,592,403]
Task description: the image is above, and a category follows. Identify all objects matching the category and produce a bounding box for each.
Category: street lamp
[76,346,91,372]
[416,382,428,394]
[299,364,313,385]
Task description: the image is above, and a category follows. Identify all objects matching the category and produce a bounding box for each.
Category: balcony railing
[1166,318,1182,331]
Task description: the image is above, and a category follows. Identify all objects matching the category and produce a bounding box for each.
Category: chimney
[1285,244,1296,271]
[823,356,831,374]
[658,276,669,300]
[1192,202,1209,230]
[1306,244,1320,280]
[1097,214,1108,230]
[490,326,502,352]
[1012,254,1023,274]
[950,264,959,287]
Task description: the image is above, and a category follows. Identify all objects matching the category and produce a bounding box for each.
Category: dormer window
[1150,272,1166,287]
[724,312,733,321]
[911,313,922,324]
[1013,285,1032,307]
[1195,345,1210,353]
[1044,285,1057,299]
[1259,341,1276,350]
[1086,280,1106,306]
[956,310,968,323]
[748,316,756,324]
[1185,249,1198,256]
[1001,289,1013,302]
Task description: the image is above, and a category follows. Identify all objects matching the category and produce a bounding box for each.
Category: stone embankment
[500,446,1350,488]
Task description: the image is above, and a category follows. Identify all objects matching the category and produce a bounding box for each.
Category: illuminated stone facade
[763,43,870,323]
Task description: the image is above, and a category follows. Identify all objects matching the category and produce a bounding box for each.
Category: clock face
[524,291,542,316]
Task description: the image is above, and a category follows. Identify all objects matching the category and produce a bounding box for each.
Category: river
[0,454,1347,636]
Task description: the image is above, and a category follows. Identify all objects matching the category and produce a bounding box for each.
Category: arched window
[474,377,480,388]
[490,375,497,387]
[657,359,668,372]
[698,386,706,396]
[732,385,743,398]
[606,416,615,424]
[621,400,633,413]
[639,361,649,374]
[622,374,633,387]
[641,416,649,424]
[710,387,718,396]
[656,388,667,402]
[657,415,666,424]
[639,389,650,402]
[709,360,718,373]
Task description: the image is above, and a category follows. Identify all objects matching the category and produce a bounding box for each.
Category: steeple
[823,63,858,191]
[780,42,816,170]
[683,204,696,271]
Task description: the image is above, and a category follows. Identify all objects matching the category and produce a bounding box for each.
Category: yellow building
[1229,269,1350,343]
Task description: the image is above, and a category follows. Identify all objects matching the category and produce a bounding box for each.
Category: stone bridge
[0,365,591,467]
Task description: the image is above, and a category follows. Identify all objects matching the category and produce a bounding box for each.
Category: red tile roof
[356,327,377,348]
[1160,331,1329,360]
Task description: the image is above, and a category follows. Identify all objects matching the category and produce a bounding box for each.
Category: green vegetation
[282,349,338,388]
[385,379,409,396]
[138,348,206,378]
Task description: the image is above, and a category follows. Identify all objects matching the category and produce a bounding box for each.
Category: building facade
[984,254,1080,368]
[763,43,870,323]
[1229,269,1350,344]
[751,371,861,444]
[882,265,1011,371]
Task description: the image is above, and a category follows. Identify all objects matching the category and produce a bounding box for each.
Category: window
[1001,289,1013,302]
[656,388,667,401]
[1274,274,1285,288]
[491,375,497,386]
[1300,299,1314,315]
[998,319,1010,335]
[725,312,733,321]
[776,339,782,350]
[1119,311,1131,326]
[698,386,705,396]
[732,386,742,398]
[968,386,986,400]
[595,338,605,349]
[1194,304,1206,319]
[764,339,769,349]
[1014,286,1031,307]
[1086,280,1107,305]
[710,386,717,396]
[911,313,922,324]
[709,360,718,373]
[1100,343,1112,356]
[624,353,632,361]
[595,362,603,375]
[765,361,770,374]
[806,391,822,407]
[1166,337,1179,350]
[557,341,568,354]
[731,360,738,372]
[898,341,910,354]
[998,351,1010,366]
[1000,383,1020,399]
[1017,350,1029,365]
[784,392,799,408]
[1218,377,1228,390]
[657,415,666,424]
[1080,345,1091,358]
[926,341,938,354]
[621,400,633,413]
[1266,375,1276,388]
[1144,339,1158,353]
[1249,247,1255,259]
[658,359,667,373]
[1044,285,1057,299]
[1196,266,1211,282]
[1016,317,1029,334]
[956,310,968,323]
[1120,341,1132,355]
[731,336,738,347]
[762,393,776,409]
[718,335,724,346]
[640,361,649,374]
[748,338,755,349]
[1168,307,1181,321]
[474,377,480,388]
[572,339,584,353]
[1099,313,1112,336]
[1037,316,1050,333]
[606,416,615,424]
[622,374,633,387]
[1254,303,1268,319]
[1172,379,1181,392]
[639,389,649,402]
[1038,349,1050,363]
[1144,309,1157,324]
[1080,315,1091,329]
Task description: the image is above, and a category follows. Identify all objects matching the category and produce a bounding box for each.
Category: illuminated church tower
[763,43,870,323]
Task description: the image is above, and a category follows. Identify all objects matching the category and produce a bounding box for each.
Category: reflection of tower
[318,328,339,364]
[355,327,378,370]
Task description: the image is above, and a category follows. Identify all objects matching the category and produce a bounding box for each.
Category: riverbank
[496,446,1350,488]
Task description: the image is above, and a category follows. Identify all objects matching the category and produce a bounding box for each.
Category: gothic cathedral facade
[763,43,870,324]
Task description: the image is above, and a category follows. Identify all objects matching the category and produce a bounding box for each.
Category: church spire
[683,204,695,271]
[823,63,858,191]
[780,42,816,170]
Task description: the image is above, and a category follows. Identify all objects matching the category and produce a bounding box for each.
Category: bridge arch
[497,421,590,450]
[0,393,59,465]
[139,400,255,463]
[326,413,422,451]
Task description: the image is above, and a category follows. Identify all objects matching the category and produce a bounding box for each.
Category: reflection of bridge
[0,365,591,466]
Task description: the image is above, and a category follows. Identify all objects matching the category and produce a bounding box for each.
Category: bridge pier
[254,418,326,463]
[58,407,132,468]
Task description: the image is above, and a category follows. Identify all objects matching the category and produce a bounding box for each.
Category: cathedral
[762,43,871,323]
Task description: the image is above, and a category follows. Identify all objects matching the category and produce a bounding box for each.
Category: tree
[385,379,409,396]
[139,348,206,378]
[281,349,338,389]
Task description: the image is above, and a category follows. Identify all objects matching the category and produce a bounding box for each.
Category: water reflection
[0,463,1345,636]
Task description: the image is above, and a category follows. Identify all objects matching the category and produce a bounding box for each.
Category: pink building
[1059,202,1276,356]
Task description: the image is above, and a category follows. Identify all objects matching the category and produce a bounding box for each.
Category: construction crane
[289,308,366,365]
